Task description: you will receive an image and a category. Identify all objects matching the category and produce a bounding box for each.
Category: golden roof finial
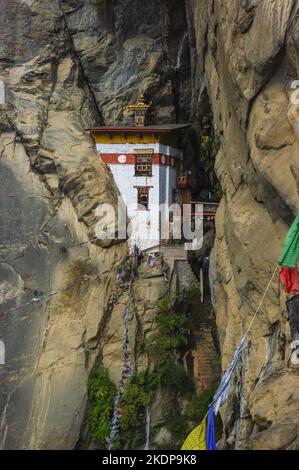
[127,95,151,112]
[126,95,151,127]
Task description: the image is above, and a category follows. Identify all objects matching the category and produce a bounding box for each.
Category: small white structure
[87,97,190,250]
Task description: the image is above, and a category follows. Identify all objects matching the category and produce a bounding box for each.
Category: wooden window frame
[135,154,153,177]
[135,186,152,210]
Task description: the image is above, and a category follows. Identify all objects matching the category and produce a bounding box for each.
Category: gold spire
[126,95,151,127]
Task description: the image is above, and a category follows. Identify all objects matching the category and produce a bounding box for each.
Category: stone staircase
[157,244,199,295]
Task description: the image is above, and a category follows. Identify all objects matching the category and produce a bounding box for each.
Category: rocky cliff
[189,0,299,450]
[1,0,299,451]
[0,0,217,450]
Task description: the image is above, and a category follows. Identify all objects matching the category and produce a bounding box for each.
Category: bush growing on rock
[88,366,116,445]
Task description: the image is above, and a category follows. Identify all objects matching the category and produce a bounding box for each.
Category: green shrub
[185,387,215,422]
[162,397,188,446]
[119,373,153,431]
[159,387,217,448]
[149,361,194,396]
[166,413,188,443]
[155,295,172,314]
[118,372,154,449]
[201,135,213,151]
[148,311,189,363]
[88,366,116,445]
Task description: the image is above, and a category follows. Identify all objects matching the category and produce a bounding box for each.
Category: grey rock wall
[0,0,200,450]
[188,0,299,450]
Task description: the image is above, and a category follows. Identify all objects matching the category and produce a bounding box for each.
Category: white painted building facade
[96,142,182,250]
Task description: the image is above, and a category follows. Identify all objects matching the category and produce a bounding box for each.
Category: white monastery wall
[108,164,160,250]
[97,143,182,250]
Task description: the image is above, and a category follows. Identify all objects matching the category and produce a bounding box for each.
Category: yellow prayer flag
[181,414,207,451]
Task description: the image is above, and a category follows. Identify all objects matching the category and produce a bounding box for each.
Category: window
[136,186,150,210]
[135,154,152,176]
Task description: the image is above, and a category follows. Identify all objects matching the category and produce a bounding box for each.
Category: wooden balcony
[191,201,219,220]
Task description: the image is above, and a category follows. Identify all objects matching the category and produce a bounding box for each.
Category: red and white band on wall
[99,153,176,167]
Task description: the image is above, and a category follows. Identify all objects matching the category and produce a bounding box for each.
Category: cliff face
[188,0,299,449]
[1,0,299,451]
[0,0,129,449]
[0,0,211,450]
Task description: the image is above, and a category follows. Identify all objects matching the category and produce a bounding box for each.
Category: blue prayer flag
[206,405,217,450]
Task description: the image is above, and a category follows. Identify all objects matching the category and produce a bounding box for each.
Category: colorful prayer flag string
[106,308,133,450]
[106,246,139,449]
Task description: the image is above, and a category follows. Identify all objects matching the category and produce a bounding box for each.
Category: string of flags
[181,335,248,451]
[147,254,157,269]
[211,335,248,416]
[6,213,299,449]
[181,406,218,451]
[181,259,278,451]
[278,213,299,363]
[107,247,139,449]
[107,306,133,449]
[1,242,141,449]
[182,212,299,450]
[278,213,299,293]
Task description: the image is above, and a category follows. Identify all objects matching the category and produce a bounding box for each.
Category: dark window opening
[137,186,150,210]
[135,154,152,176]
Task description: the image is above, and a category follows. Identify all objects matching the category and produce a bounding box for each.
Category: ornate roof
[86,123,191,133]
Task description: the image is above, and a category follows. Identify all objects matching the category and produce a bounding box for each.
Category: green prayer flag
[278,213,299,268]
